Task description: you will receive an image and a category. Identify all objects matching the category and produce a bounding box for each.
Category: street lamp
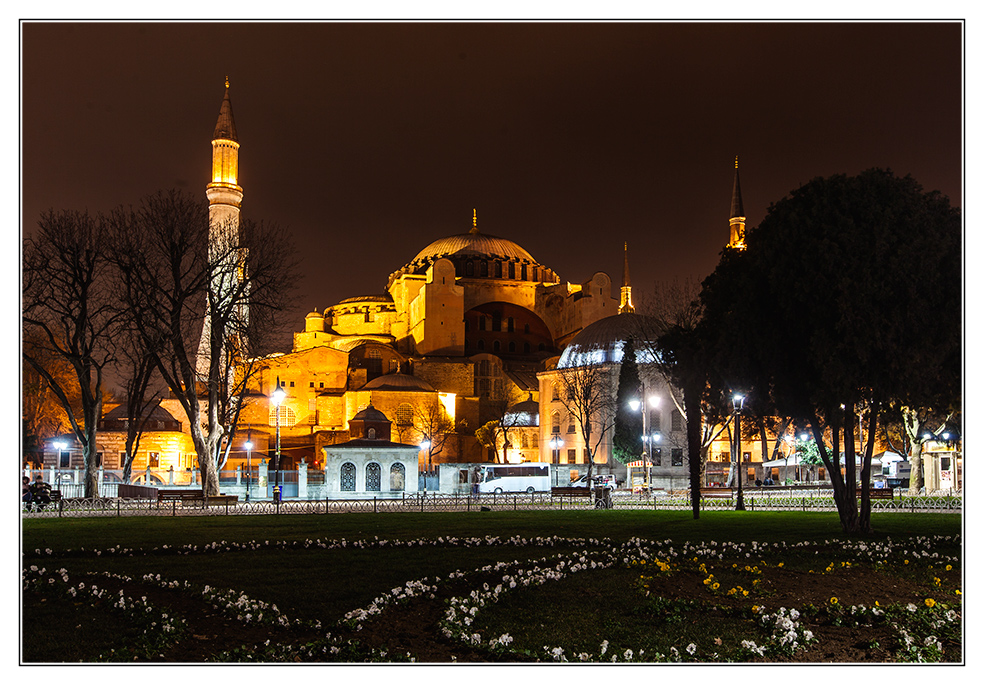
[271,378,286,502]
[732,393,746,511]
[244,440,253,502]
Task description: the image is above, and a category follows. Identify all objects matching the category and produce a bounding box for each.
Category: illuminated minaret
[471,208,479,234]
[728,156,747,250]
[197,78,245,378]
[618,241,635,314]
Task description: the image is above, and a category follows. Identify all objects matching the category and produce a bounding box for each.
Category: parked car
[570,474,616,489]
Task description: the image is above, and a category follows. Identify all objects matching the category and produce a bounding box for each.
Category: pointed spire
[619,241,635,314]
[728,156,747,250]
[470,208,479,234]
[730,155,745,219]
[213,77,238,142]
[622,241,631,288]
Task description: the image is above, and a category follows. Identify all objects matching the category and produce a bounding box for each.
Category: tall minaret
[197,78,245,378]
[728,156,747,250]
[618,241,635,314]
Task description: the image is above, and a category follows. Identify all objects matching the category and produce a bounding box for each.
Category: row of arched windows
[339,461,406,491]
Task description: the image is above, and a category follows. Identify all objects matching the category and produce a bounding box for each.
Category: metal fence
[20,489,962,520]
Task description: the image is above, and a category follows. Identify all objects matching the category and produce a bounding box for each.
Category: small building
[321,404,420,497]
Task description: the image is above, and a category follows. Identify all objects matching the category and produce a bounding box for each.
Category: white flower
[686,643,697,655]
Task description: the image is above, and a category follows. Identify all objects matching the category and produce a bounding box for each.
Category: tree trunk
[684,381,702,519]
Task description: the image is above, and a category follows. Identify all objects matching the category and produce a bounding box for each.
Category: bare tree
[22,331,78,466]
[413,400,456,470]
[23,210,118,497]
[115,322,163,484]
[555,362,616,488]
[109,190,298,496]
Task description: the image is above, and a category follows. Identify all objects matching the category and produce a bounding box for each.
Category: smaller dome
[335,294,393,306]
[102,404,178,423]
[557,312,659,369]
[362,373,435,392]
[503,396,540,427]
[351,404,391,423]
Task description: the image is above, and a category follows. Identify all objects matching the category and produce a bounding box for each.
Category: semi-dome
[361,373,435,392]
[557,312,659,369]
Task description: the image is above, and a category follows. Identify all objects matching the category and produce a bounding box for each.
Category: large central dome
[406,231,539,271]
[388,222,559,287]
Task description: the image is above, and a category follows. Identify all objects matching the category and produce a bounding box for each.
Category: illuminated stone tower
[618,241,634,314]
[197,78,246,378]
[728,156,747,250]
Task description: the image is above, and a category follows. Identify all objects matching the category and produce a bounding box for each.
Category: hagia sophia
[62,81,780,492]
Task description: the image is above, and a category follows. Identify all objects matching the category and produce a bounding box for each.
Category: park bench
[551,486,592,498]
[23,489,61,512]
[859,488,895,500]
[699,487,734,500]
[157,490,239,507]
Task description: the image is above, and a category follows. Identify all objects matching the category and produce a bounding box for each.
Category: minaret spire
[198,79,246,378]
[728,156,747,250]
[619,241,635,314]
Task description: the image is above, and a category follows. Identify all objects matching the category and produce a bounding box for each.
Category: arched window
[494,261,502,278]
[480,261,488,277]
[531,433,539,448]
[508,341,516,353]
[521,433,529,449]
[268,405,296,427]
[368,427,377,439]
[366,463,381,491]
[493,340,501,352]
[390,463,406,491]
[523,342,531,354]
[340,462,356,491]
[551,411,561,434]
[465,260,474,276]
[477,339,485,351]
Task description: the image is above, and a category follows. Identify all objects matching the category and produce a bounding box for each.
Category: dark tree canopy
[698,169,960,533]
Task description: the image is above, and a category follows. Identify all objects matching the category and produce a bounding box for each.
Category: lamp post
[732,393,746,511]
[271,378,286,502]
[244,440,253,502]
[630,391,660,493]
[783,435,794,485]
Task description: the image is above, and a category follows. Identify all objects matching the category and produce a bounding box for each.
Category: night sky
[21,21,963,327]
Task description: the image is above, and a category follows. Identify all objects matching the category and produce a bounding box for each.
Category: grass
[21,510,962,663]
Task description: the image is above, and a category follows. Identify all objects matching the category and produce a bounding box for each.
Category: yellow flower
[829,597,839,605]
[751,605,760,613]
[925,598,936,608]
[777,562,784,568]
[955,590,961,596]
[934,577,941,586]
[875,601,880,607]
[945,565,952,571]
[904,559,909,565]
[712,582,720,590]
[742,590,749,597]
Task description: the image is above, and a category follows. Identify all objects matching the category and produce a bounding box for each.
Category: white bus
[477,463,551,494]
